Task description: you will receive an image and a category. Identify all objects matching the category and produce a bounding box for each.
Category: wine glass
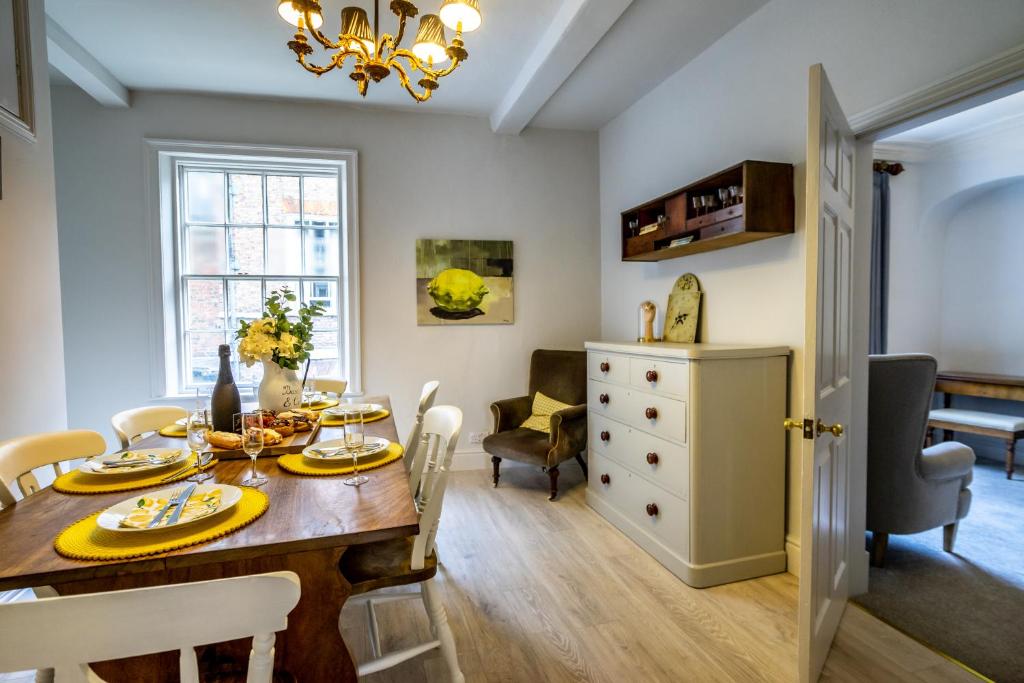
[718,187,730,207]
[302,379,319,409]
[241,413,267,487]
[185,410,213,483]
[691,196,702,216]
[343,407,368,487]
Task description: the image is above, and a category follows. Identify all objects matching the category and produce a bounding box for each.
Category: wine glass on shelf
[185,409,213,483]
[241,412,267,487]
[343,406,368,487]
[718,187,730,207]
[691,196,702,217]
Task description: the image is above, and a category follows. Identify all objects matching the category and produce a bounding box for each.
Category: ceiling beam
[490,0,633,135]
[46,15,130,108]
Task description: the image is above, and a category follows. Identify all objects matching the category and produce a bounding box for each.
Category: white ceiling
[881,88,1024,145]
[45,0,766,132]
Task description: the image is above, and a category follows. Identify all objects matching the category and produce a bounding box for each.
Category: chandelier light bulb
[278,0,324,29]
[412,14,449,65]
[438,0,481,32]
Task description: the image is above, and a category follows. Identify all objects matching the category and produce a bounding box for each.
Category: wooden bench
[928,371,1024,479]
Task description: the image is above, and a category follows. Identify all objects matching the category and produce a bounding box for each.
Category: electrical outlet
[468,431,488,445]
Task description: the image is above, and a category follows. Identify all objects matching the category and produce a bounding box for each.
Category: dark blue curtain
[870,171,890,355]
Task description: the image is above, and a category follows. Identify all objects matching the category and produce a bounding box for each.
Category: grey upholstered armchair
[867,354,975,567]
[482,349,587,501]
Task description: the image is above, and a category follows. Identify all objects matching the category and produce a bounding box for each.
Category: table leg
[56,547,358,682]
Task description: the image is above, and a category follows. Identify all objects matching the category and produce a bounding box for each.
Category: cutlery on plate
[158,452,213,482]
[148,486,185,529]
[89,453,178,470]
[164,483,197,527]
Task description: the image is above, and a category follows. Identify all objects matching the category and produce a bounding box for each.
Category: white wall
[0,0,67,440]
[598,0,1024,568]
[51,88,600,455]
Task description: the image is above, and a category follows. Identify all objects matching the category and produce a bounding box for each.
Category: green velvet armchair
[482,349,588,500]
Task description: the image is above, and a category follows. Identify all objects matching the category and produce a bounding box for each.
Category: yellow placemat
[159,424,186,437]
[320,409,390,427]
[300,398,340,411]
[278,442,403,476]
[52,458,219,495]
[54,488,269,562]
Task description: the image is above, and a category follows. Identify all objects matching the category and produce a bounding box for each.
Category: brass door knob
[646,503,659,517]
[646,452,659,465]
[599,393,609,405]
[816,419,844,438]
[599,361,610,373]
[784,418,804,431]
[645,369,659,382]
[645,407,658,420]
[600,473,610,485]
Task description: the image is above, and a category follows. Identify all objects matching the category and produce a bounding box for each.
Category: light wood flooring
[341,465,981,682]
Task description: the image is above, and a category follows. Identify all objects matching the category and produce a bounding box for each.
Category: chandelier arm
[302,10,346,51]
[390,60,433,103]
[392,11,409,50]
[391,48,463,79]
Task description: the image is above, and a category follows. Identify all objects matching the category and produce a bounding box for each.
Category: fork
[148,487,186,529]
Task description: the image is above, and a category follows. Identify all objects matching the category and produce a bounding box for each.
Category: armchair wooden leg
[575,453,588,479]
[548,467,560,501]
[943,522,959,553]
[491,456,501,488]
[1006,439,1016,480]
[870,532,889,568]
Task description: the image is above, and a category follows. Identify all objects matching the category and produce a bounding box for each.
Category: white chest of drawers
[585,341,788,588]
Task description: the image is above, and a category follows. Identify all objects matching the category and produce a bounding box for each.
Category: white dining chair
[309,377,347,397]
[339,405,464,682]
[111,406,188,449]
[405,380,440,495]
[0,430,107,508]
[0,571,301,682]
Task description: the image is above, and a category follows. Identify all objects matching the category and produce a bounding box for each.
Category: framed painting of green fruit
[416,239,514,325]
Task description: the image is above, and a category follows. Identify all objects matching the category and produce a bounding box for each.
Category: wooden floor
[342,466,981,683]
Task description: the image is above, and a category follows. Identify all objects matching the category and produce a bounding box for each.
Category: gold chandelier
[277,0,482,102]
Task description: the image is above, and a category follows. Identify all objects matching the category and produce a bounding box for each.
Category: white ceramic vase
[258,360,302,412]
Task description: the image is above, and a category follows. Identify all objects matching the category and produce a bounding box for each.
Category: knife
[165,483,197,527]
[148,484,192,529]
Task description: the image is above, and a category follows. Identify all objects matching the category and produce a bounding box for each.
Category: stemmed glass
[241,412,267,487]
[302,379,319,409]
[342,407,368,487]
[185,409,213,483]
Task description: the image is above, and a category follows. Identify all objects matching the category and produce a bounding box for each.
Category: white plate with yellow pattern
[322,403,383,418]
[97,484,242,533]
[79,448,186,476]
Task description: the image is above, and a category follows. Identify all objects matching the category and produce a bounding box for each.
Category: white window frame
[144,140,361,399]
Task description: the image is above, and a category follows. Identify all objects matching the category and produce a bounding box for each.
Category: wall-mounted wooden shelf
[620,160,794,262]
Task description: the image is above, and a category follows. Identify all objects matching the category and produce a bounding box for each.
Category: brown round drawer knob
[646,452,659,465]
[599,361,610,373]
[600,473,610,485]
[599,393,609,405]
[646,369,659,382]
[646,503,659,517]
[645,407,658,420]
[600,431,610,442]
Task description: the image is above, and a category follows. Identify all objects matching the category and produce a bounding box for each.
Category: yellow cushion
[520,391,572,434]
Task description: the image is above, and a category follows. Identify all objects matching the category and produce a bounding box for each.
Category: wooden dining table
[0,396,418,681]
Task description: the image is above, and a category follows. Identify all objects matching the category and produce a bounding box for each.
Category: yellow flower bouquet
[235,288,324,371]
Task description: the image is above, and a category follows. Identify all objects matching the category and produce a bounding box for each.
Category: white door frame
[841,42,1024,599]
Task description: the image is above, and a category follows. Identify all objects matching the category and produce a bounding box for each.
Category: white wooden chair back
[0,571,301,682]
[410,405,461,571]
[0,430,106,508]
[111,406,188,449]
[405,380,440,493]
[310,377,347,397]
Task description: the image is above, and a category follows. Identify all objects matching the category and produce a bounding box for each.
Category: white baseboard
[786,538,800,578]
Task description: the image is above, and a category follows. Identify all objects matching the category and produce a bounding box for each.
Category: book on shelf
[668,236,695,248]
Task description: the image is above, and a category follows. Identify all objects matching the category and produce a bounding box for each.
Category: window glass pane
[228,227,264,274]
[267,228,302,274]
[185,171,225,223]
[267,176,301,226]
[264,280,300,303]
[186,280,225,330]
[229,174,264,224]
[303,228,339,275]
[310,329,340,375]
[188,332,227,386]
[186,225,226,274]
[227,279,264,331]
[303,279,338,323]
[302,176,339,227]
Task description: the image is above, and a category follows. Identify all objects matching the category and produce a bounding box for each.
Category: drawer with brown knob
[588,412,689,500]
[588,352,629,385]
[630,358,689,398]
[587,380,630,424]
[623,389,686,443]
[587,451,690,559]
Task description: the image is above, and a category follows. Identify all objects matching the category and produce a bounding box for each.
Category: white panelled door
[796,64,856,683]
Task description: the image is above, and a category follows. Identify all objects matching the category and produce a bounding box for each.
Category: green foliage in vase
[235,287,324,370]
